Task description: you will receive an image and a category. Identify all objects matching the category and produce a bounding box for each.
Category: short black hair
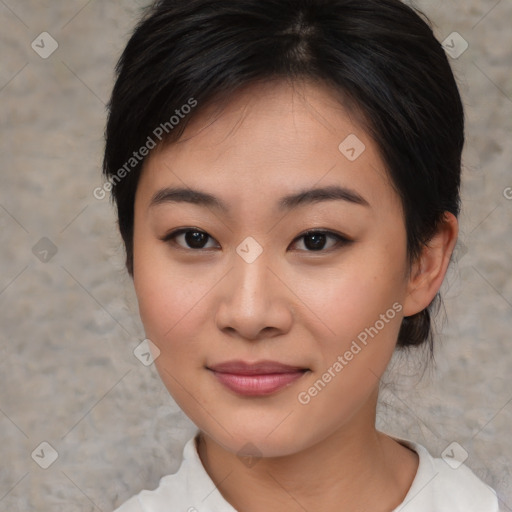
[103,0,464,353]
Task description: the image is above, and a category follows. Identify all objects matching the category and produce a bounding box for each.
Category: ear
[402,212,459,317]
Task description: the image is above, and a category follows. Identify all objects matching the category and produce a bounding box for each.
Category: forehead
[136,80,398,215]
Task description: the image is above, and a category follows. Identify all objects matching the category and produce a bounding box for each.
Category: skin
[132,79,458,512]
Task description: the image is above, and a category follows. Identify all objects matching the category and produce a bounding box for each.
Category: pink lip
[207,360,309,396]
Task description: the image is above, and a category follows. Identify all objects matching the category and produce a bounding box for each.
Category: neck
[196,392,418,512]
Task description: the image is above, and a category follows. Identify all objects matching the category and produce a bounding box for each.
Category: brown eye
[290,230,351,252]
[162,228,220,250]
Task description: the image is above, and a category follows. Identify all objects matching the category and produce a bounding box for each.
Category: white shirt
[113,430,499,512]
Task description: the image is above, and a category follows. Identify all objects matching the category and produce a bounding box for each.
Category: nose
[215,248,293,341]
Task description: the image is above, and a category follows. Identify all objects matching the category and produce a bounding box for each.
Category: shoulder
[427,452,499,511]
[111,438,194,512]
[111,432,237,512]
[392,437,499,512]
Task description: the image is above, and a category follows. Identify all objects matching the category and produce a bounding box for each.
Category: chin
[200,419,311,458]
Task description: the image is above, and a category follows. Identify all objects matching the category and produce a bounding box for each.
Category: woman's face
[132,80,415,457]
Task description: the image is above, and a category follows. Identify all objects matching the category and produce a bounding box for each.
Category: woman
[104,1,499,510]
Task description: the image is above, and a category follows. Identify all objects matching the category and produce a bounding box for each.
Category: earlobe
[402,212,459,317]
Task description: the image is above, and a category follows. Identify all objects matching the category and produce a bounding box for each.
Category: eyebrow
[149,185,370,212]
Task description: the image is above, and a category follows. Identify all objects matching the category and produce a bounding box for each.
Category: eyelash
[160,228,352,253]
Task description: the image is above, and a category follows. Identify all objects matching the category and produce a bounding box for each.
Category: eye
[161,228,351,253]
[290,230,351,252]
[161,228,220,250]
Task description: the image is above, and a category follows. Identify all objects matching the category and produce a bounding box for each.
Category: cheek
[133,253,212,416]
[292,266,405,432]
[293,247,407,345]
[132,239,221,366]
[134,264,202,346]
[133,227,187,331]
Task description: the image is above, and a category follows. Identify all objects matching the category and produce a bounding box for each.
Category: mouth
[206,360,310,396]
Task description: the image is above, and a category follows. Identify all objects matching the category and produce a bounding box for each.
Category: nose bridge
[215,239,292,339]
[232,243,272,310]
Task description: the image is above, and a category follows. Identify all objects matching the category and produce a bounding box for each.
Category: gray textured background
[0,1,511,510]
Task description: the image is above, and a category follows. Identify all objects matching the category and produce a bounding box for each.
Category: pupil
[186,231,207,248]
[305,233,326,251]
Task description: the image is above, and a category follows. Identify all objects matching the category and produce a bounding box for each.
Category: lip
[208,360,307,375]
[207,360,309,396]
